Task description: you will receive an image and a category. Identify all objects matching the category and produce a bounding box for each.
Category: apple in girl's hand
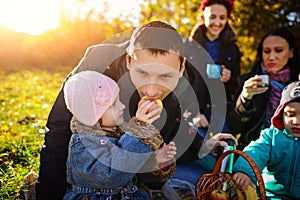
[138,96,163,114]
[210,189,229,200]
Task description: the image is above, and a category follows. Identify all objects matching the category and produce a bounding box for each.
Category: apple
[138,96,163,114]
[210,189,229,200]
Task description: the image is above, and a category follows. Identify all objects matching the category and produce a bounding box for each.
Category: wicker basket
[195,150,266,200]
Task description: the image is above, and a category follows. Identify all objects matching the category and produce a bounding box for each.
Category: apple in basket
[138,96,163,114]
[210,189,229,200]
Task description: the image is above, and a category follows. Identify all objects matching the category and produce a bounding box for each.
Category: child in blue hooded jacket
[233,81,300,199]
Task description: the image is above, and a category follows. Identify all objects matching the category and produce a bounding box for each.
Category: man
[36,20,235,199]
[36,21,198,200]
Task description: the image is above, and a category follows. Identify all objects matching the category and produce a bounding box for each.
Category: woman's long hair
[256,27,299,81]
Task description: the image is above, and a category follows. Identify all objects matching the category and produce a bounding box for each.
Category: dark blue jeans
[172,160,206,185]
[172,153,217,185]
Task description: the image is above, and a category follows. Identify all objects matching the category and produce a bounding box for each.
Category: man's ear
[179,57,186,77]
[126,54,131,70]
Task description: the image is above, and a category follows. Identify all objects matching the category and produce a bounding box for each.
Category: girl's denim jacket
[64,117,175,199]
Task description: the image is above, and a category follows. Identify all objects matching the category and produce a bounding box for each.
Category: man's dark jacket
[36,41,202,199]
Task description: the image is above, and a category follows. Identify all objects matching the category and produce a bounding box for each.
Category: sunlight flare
[0,0,62,35]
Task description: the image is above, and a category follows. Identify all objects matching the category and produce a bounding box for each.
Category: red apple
[210,189,229,200]
[138,96,163,114]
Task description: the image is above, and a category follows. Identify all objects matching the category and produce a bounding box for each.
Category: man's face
[126,49,185,100]
[283,102,300,138]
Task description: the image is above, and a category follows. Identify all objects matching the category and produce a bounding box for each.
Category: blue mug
[206,64,222,79]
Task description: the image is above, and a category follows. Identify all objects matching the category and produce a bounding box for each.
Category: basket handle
[212,149,266,200]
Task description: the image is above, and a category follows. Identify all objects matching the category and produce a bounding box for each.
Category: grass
[0,70,67,199]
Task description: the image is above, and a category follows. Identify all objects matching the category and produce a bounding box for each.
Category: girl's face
[203,4,228,41]
[283,102,300,138]
[100,95,125,127]
[262,36,294,72]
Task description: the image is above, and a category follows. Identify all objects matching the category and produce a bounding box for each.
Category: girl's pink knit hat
[63,71,120,126]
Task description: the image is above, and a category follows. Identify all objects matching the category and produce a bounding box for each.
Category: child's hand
[136,100,162,124]
[199,133,238,157]
[155,141,177,164]
[232,172,255,191]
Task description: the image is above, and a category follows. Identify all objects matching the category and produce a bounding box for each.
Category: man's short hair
[127,21,184,61]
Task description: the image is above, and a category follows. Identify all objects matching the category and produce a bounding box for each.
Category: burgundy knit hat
[200,0,234,14]
[271,81,300,130]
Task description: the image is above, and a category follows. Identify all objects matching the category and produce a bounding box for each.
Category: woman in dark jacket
[189,0,241,133]
[228,27,300,150]
[172,0,241,185]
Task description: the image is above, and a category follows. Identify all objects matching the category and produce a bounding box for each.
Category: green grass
[0,70,67,199]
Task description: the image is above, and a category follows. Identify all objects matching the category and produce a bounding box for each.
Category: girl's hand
[136,100,162,124]
[155,141,177,164]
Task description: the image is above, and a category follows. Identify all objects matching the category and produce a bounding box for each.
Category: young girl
[233,81,300,199]
[63,70,176,200]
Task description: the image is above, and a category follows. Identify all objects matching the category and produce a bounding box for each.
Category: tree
[2,0,299,74]
[139,0,300,74]
[139,0,199,37]
[232,0,300,73]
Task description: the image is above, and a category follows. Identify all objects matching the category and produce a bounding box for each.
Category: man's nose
[144,83,159,97]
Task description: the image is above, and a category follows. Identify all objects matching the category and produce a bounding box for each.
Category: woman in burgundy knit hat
[188,0,241,132]
[173,0,240,186]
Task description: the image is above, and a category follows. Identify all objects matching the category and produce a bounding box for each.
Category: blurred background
[0,0,299,75]
[0,1,299,199]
